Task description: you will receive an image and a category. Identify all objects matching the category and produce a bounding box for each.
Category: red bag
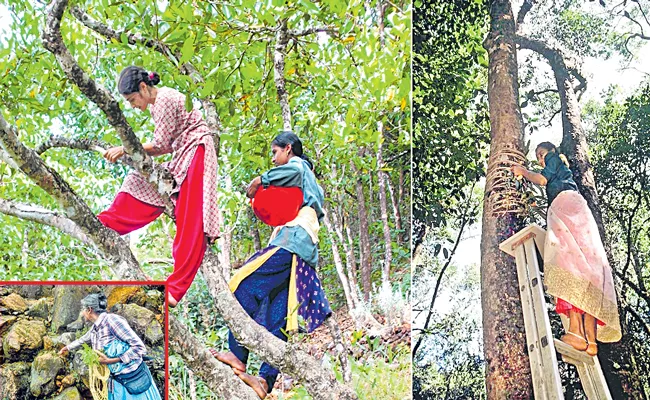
[251,185,304,227]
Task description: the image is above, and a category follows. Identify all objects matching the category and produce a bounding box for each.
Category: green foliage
[412,0,490,244]
[80,343,100,367]
[412,240,485,399]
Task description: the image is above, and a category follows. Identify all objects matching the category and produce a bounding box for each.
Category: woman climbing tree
[511,142,621,356]
[59,293,162,399]
[211,132,332,399]
[98,66,220,307]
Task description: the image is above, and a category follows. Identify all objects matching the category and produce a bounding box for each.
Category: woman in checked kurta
[211,132,332,399]
[59,293,162,400]
[99,66,220,307]
[511,142,621,356]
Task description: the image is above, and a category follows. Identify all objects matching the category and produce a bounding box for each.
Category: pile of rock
[0,285,165,400]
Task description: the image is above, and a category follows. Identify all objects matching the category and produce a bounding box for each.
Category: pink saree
[544,190,621,342]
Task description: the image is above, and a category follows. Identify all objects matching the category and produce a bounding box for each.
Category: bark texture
[350,159,373,301]
[481,1,532,397]
[376,128,393,286]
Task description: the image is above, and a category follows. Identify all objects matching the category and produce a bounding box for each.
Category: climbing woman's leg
[584,313,598,356]
[167,145,208,306]
[98,192,164,235]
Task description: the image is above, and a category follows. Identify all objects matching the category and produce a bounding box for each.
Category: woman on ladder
[211,131,332,399]
[511,141,621,356]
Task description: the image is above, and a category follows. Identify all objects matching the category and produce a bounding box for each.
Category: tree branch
[412,183,476,357]
[35,135,108,155]
[289,26,337,38]
[515,34,588,95]
[516,0,535,27]
[0,111,144,280]
[0,198,92,245]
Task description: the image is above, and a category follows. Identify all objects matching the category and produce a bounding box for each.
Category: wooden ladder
[499,225,612,400]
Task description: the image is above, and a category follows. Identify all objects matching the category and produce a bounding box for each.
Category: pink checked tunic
[118,87,220,239]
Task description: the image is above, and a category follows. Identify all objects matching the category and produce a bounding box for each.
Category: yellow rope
[89,350,110,400]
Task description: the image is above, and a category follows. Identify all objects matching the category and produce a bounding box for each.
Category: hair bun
[148,71,161,86]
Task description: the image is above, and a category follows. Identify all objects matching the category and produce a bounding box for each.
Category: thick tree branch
[515,34,587,94]
[516,0,535,27]
[0,111,144,280]
[0,198,91,245]
[36,135,108,155]
[289,26,337,37]
[168,317,259,400]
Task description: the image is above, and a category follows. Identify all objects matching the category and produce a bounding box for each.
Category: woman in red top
[99,66,220,307]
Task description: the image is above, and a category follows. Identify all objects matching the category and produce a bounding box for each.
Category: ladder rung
[553,339,595,365]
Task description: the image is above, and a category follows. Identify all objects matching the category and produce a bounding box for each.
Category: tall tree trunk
[386,175,403,244]
[376,125,393,287]
[481,0,532,397]
[322,203,356,311]
[350,159,373,301]
[332,203,361,305]
[274,19,292,131]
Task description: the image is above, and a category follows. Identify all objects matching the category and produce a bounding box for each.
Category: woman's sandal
[586,341,598,356]
[560,331,588,351]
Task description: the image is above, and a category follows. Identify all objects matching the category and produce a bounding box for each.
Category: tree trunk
[376,125,393,287]
[331,201,361,305]
[274,19,292,131]
[386,175,403,244]
[350,159,373,301]
[481,0,532,397]
[322,204,356,310]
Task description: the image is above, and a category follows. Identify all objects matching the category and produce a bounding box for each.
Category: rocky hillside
[0,285,166,400]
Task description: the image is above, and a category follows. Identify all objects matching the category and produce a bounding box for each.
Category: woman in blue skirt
[212,131,332,399]
[60,293,162,400]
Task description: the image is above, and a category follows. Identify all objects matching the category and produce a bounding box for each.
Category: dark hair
[81,293,108,314]
[272,131,313,170]
[117,66,160,95]
[536,141,570,168]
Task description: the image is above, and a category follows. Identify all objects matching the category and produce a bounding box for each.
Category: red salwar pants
[98,146,208,302]
[556,298,605,326]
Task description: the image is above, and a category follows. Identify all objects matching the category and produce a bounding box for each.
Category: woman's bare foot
[584,313,598,356]
[167,293,178,308]
[210,350,246,373]
[585,342,598,356]
[234,370,268,399]
[560,331,588,351]
[561,309,588,351]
